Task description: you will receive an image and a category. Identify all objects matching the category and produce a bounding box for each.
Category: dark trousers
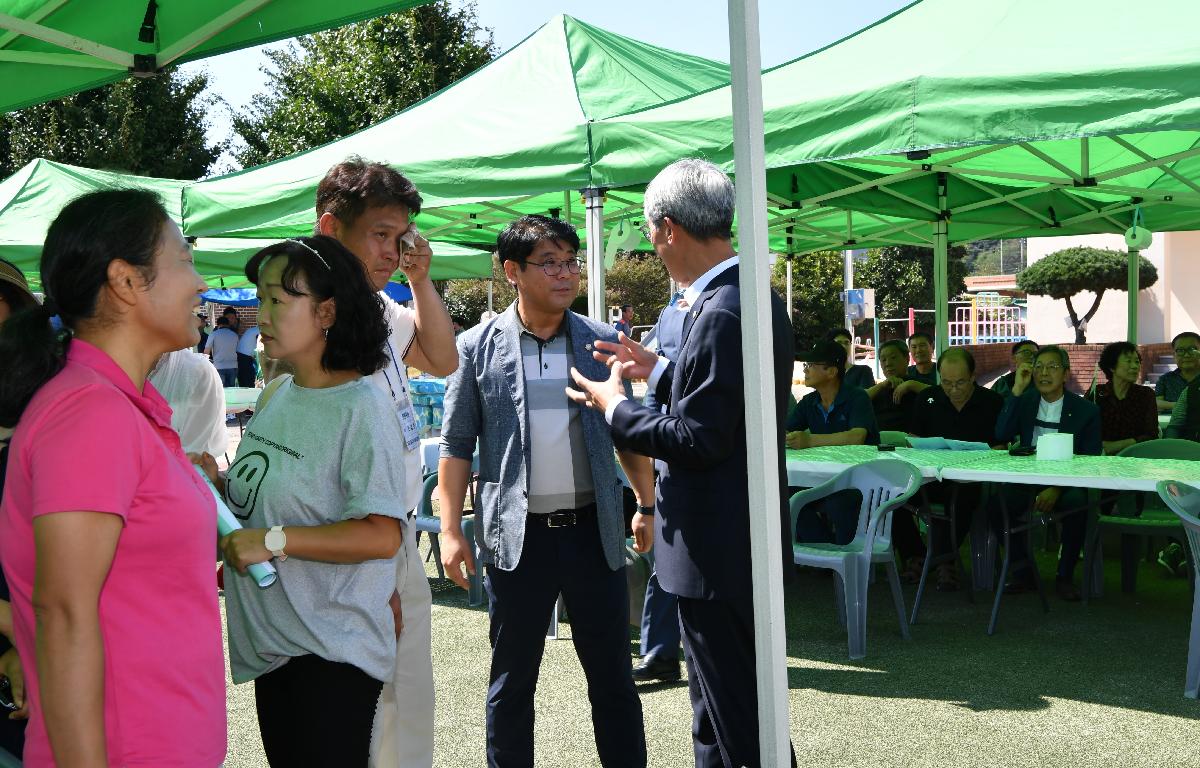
[926,482,982,559]
[484,509,646,768]
[639,559,681,662]
[677,596,796,768]
[236,352,257,387]
[794,487,861,545]
[991,486,1088,583]
[217,367,237,387]
[255,654,383,767]
[890,507,927,563]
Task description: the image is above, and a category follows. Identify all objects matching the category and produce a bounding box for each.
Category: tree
[0,68,224,179]
[605,253,671,330]
[857,244,969,325]
[771,251,845,350]
[442,263,513,327]
[1016,246,1158,343]
[233,2,495,167]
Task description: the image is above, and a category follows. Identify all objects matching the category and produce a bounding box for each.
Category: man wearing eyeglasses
[438,214,652,767]
[994,345,1101,601]
[1157,331,1200,415]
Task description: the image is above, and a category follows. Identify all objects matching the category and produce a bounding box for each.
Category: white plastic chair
[1155,480,1200,699]
[790,459,922,659]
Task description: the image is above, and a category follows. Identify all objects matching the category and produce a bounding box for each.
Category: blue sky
[183,0,913,171]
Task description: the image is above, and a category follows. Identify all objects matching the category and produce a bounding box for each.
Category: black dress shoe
[631,655,681,683]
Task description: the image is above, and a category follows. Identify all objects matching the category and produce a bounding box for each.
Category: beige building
[1023,231,1200,345]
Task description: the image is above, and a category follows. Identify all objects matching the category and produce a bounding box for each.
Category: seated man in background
[994,345,1102,601]
[991,339,1039,398]
[906,331,938,386]
[788,340,881,546]
[909,348,1004,591]
[827,327,875,390]
[1093,341,1158,455]
[866,339,921,432]
[1157,331,1200,414]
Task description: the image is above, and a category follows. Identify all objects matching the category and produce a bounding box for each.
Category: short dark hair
[316,156,423,228]
[1036,345,1071,369]
[878,339,908,359]
[1172,332,1200,349]
[826,327,852,343]
[937,347,976,375]
[1099,341,1140,380]
[907,331,933,345]
[222,306,238,316]
[246,236,388,376]
[496,215,580,268]
[216,316,231,327]
[0,189,169,426]
[1012,339,1039,356]
[621,304,633,312]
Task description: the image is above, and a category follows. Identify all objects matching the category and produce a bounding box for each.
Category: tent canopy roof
[590,0,1200,252]
[180,14,730,240]
[0,158,492,289]
[0,1,433,113]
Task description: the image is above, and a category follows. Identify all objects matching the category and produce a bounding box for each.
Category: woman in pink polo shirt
[0,190,226,766]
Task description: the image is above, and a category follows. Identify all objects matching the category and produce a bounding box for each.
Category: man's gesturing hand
[439,527,476,591]
[398,230,433,284]
[591,332,659,380]
[567,360,627,414]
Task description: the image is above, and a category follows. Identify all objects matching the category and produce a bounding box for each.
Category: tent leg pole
[933,173,950,354]
[1127,248,1139,342]
[785,257,793,320]
[487,280,494,313]
[843,248,855,336]
[728,0,790,765]
[584,188,606,322]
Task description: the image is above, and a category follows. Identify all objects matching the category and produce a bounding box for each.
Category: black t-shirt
[910,385,1004,444]
[870,383,919,433]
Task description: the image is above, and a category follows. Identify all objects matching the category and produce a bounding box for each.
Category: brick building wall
[203,303,257,330]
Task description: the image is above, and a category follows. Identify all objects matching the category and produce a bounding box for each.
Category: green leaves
[857,245,969,321]
[232,2,495,168]
[1016,246,1157,299]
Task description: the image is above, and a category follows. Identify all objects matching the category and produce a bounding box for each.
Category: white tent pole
[785,257,793,320]
[1127,248,1139,342]
[933,173,950,353]
[584,188,606,321]
[728,1,790,765]
[487,280,494,313]
[843,248,855,335]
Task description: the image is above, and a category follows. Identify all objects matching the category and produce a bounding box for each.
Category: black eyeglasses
[526,258,583,277]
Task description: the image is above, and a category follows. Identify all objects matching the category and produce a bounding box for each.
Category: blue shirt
[1155,368,1197,403]
[787,385,880,445]
[844,364,875,390]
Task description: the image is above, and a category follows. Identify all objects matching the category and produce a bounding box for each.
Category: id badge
[395,393,422,451]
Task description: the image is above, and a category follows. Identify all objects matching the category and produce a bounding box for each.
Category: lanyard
[379,338,408,402]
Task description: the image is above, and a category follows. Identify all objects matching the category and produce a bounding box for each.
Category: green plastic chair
[1093,440,1200,593]
[413,473,445,580]
[1154,480,1200,699]
[790,459,921,659]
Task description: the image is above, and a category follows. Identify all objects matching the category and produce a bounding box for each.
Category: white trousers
[369,517,435,767]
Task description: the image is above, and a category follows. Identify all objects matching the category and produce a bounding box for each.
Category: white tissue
[1036,432,1074,462]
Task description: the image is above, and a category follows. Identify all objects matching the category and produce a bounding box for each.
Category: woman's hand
[0,647,28,720]
[220,529,273,573]
[188,452,220,485]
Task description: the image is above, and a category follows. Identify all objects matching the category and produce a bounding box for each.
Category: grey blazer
[439,303,631,572]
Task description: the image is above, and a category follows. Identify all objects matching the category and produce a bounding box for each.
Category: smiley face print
[225,451,270,521]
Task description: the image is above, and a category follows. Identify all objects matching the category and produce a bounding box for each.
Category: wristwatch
[264,526,288,561]
[636,505,655,516]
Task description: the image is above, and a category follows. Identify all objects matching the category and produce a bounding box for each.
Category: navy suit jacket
[995,389,1103,456]
[610,265,795,600]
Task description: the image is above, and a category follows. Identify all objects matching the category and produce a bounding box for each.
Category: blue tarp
[201,283,414,307]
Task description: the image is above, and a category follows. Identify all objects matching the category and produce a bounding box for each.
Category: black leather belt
[530,502,596,528]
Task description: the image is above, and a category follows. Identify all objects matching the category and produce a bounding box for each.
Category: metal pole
[933,172,950,355]
[873,316,881,379]
[487,280,494,313]
[728,1,789,765]
[583,188,606,322]
[843,249,854,335]
[785,257,793,320]
[1127,248,1139,342]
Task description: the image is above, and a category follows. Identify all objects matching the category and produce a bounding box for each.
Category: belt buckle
[546,512,575,528]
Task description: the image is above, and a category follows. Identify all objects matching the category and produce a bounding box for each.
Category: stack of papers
[905,436,991,451]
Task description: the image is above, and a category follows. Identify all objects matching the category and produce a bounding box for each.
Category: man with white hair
[569,159,795,768]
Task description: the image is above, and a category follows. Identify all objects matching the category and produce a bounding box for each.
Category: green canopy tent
[0,1,432,113]
[0,158,492,289]
[591,0,1200,348]
[180,14,731,317]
